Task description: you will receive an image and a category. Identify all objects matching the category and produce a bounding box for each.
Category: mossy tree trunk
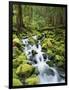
[16,5,23,32]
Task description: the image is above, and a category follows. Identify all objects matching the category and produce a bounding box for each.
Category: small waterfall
[22,36,65,84]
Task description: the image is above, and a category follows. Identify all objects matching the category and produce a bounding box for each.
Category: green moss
[13,58,22,68]
[13,34,18,39]
[13,38,21,46]
[25,76,39,85]
[13,53,28,68]
[47,49,52,55]
[56,44,65,55]
[47,49,55,59]
[42,38,53,49]
[16,64,35,78]
[28,37,35,45]
[13,47,21,59]
[13,37,20,43]
[17,53,27,63]
[55,55,64,68]
[55,55,62,61]
[57,60,64,67]
[34,68,39,75]
[13,78,22,86]
[13,15,16,25]
[13,69,19,79]
[46,61,54,67]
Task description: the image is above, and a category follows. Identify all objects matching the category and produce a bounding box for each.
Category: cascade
[22,36,65,84]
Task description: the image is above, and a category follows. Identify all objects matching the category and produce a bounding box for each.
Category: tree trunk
[16,5,23,32]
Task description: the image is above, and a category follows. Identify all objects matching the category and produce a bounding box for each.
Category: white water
[22,36,65,84]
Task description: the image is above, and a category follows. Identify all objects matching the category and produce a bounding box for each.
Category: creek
[22,36,65,84]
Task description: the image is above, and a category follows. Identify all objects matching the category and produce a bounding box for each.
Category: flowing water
[22,36,65,84]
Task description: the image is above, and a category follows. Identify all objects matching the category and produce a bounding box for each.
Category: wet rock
[46,69,55,76]
[32,50,38,56]
[43,54,47,60]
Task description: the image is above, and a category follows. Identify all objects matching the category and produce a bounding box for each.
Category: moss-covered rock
[13,38,20,45]
[25,76,39,85]
[13,52,27,68]
[16,53,27,64]
[46,61,54,67]
[13,34,18,39]
[28,37,36,45]
[54,55,64,69]
[55,55,63,61]
[13,46,21,59]
[34,68,39,75]
[57,60,64,67]
[13,37,22,50]
[13,69,19,79]
[47,49,55,60]
[13,58,23,68]
[16,64,35,78]
[56,44,65,56]
[13,78,22,86]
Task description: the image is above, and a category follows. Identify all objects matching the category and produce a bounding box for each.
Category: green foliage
[30,20,39,30]
[23,16,31,28]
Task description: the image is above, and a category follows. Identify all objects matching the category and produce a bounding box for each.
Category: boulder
[25,76,39,85]
[13,78,22,86]
[13,52,28,68]
[16,64,35,78]
[13,46,21,59]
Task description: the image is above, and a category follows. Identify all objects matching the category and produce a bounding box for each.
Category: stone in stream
[43,54,47,60]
